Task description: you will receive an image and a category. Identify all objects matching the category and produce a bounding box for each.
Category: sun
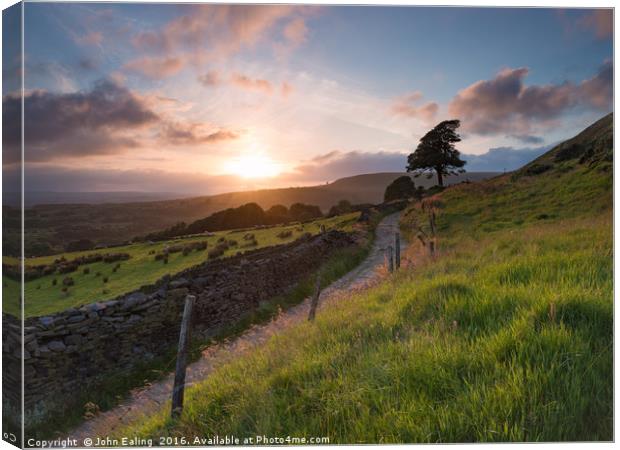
[224,154,281,179]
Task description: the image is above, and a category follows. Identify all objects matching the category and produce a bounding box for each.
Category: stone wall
[2,230,356,425]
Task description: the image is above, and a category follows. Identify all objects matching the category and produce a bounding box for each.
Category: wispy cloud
[578,9,613,39]
[123,56,185,79]
[129,5,316,78]
[390,91,438,122]
[231,73,274,94]
[160,122,240,146]
[197,71,221,87]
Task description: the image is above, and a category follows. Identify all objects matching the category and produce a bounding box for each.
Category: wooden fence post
[387,246,394,273]
[308,271,322,321]
[171,294,196,418]
[394,233,401,269]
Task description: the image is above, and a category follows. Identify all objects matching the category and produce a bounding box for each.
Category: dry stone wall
[2,230,356,425]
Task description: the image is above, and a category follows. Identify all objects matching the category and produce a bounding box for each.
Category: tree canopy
[384,176,419,202]
[406,119,466,186]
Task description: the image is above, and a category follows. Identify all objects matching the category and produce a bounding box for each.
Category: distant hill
[15,191,182,207]
[14,171,498,256]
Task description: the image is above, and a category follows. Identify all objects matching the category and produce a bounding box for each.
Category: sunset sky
[2,4,613,195]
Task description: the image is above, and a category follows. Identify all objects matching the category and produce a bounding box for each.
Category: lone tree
[406,119,466,187]
[384,176,417,202]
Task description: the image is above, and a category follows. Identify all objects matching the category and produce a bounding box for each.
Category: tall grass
[118,212,612,442]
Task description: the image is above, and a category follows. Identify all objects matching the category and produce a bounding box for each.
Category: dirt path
[67,212,406,443]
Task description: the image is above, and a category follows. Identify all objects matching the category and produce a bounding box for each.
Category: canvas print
[1,2,614,447]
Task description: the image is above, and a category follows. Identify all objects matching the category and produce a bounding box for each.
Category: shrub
[103,276,109,283]
[83,267,90,275]
[102,253,130,263]
[525,163,552,176]
[208,242,229,259]
[58,262,79,274]
[276,230,293,239]
[52,279,57,286]
[555,143,585,162]
[62,277,74,287]
[241,238,258,248]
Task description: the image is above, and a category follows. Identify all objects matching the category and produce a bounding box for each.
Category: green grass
[3,213,360,317]
[116,213,612,443]
[116,139,612,442]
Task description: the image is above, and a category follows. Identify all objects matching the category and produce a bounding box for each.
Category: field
[115,116,613,442]
[4,212,360,318]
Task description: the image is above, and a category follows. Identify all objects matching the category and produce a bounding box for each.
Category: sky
[2,3,614,195]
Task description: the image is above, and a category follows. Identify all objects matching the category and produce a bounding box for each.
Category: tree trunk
[436,169,444,187]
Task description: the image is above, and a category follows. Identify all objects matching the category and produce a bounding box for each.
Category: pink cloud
[283,18,308,45]
[579,9,613,39]
[130,5,316,77]
[448,60,613,135]
[391,91,438,122]
[231,73,274,94]
[197,71,221,86]
[160,121,240,145]
[123,56,185,79]
[281,81,294,98]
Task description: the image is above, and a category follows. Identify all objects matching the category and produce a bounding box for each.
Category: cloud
[75,31,103,46]
[130,5,315,77]
[231,73,274,94]
[2,79,239,164]
[198,70,293,98]
[579,59,613,109]
[510,134,544,144]
[462,144,553,172]
[284,150,407,182]
[579,9,613,39]
[281,81,294,98]
[2,80,158,163]
[448,61,613,135]
[283,144,554,184]
[123,56,185,79]
[197,71,221,86]
[283,18,308,46]
[391,91,439,122]
[160,122,240,145]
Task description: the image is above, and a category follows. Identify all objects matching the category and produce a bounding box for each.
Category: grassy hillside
[17,172,497,256]
[118,114,612,442]
[4,213,360,317]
